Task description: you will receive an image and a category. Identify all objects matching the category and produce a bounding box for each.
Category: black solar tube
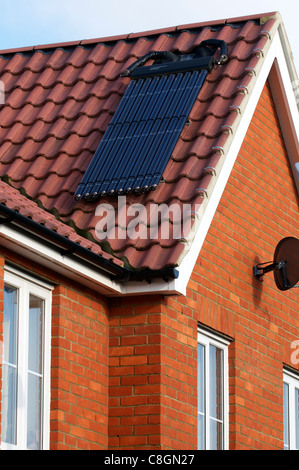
[166,71,201,118]
[133,76,161,122]
[92,77,166,195]
[84,78,150,196]
[162,73,190,118]
[118,72,200,192]
[130,117,170,190]
[117,79,152,125]
[111,75,179,193]
[88,77,164,196]
[75,79,138,198]
[85,80,150,195]
[90,120,135,195]
[99,120,147,194]
[122,75,183,185]
[75,122,121,197]
[135,116,182,189]
[116,78,146,124]
[116,118,159,192]
[141,116,188,189]
[148,74,182,121]
[132,72,204,188]
[113,120,154,193]
[81,121,126,196]
[172,69,207,118]
[140,75,171,122]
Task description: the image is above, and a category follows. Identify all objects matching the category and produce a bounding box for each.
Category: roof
[0,179,124,268]
[0,12,294,274]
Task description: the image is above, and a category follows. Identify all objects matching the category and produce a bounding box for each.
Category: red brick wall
[108,294,198,450]
[108,295,163,449]
[159,295,198,449]
[107,81,299,450]
[188,81,299,449]
[51,283,109,450]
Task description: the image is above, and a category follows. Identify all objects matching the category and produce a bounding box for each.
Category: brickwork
[108,295,198,449]
[51,283,109,450]
[107,81,299,450]
[187,81,299,449]
[159,296,198,449]
[108,295,163,449]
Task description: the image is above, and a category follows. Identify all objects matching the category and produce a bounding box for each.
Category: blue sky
[0,0,298,70]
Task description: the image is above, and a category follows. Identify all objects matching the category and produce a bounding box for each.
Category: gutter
[0,203,179,285]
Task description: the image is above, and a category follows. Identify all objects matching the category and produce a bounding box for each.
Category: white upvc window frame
[1,266,52,450]
[197,327,229,450]
[283,368,299,450]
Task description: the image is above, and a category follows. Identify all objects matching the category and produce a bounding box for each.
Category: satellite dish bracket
[253,260,291,288]
[253,237,299,290]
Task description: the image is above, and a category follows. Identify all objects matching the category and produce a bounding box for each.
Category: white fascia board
[0,223,123,296]
[120,276,181,296]
[268,24,299,195]
[0,222,181,297]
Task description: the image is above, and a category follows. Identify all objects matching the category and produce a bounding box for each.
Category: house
[0,10,298,450]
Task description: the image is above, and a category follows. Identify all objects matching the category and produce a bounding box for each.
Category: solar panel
[75,41,228,200]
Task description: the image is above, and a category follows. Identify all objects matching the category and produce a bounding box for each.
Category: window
[197,327,229,450]
[1,267,52,450]
[283,369,299,450]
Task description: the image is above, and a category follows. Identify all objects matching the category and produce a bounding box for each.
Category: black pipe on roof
[0,203,179,284]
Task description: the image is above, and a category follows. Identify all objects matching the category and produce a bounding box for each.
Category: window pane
[296,388,299,450]
[210,418,223,450]
[28,295,44,374]
[27,374,42,450]
[209,345,223,450]
[283,382,289,450]
[1,284,18,445]
[1,364,17,445]
[27,294,44,450]
[197,343,205,449]
[3,285,18,365]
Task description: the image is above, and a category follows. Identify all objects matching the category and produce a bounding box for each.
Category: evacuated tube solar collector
[75,40,228,201]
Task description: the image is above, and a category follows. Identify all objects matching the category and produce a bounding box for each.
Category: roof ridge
[0,12,279,56]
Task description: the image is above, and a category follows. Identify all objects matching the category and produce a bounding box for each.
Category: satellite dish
[273,237,299,290]
[253,237,299,291]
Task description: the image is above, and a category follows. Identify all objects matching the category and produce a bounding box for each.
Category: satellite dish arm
[253,261,277,281]
[253,260,290,288]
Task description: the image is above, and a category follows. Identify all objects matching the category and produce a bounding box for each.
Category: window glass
[209,345,223,450]
[1,270,52,450]
[1,285,18,445]
[197,330,228,450]
[283,370,299,450]
[27,294,44,450]
[283,382,289,450]
[296,388,299,450]
[197,343,205,450]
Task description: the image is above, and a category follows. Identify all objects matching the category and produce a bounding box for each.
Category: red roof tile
[0,180,124,267]
[0,12,281,270]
